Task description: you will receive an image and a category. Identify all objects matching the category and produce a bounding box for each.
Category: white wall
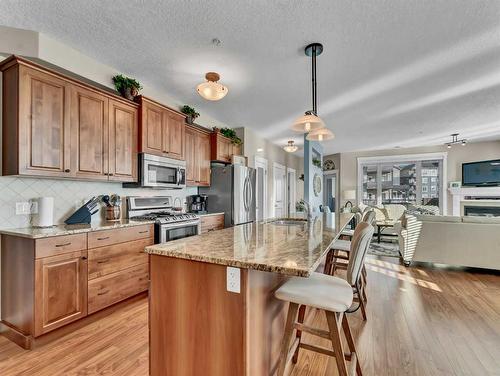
[333,140,500,214]
[239,127,304,218]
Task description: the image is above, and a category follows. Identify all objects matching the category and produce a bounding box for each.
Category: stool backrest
[346,222,374,286]
[354,212,363,225]
[362,210,376,225]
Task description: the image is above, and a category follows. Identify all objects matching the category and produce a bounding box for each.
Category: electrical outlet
[15,202,31,215]
[226,267,241,293]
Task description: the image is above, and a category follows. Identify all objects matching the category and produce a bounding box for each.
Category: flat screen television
[462,159,500,187]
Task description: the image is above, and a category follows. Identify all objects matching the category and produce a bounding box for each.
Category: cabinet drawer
[201,214,224,234]
[88,237,153,279]
[88,263,149,314]
[35,233,87,259]
[88,224,153,248]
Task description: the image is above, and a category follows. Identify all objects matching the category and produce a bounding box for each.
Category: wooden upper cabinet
[70,85,109,180]
[11,65,72,177]
[0,56,139,182]
[108,99,138,182]
[210,131,241,163]
[137,96,186,160]
[185,125,210,187]
[34,250,88,336]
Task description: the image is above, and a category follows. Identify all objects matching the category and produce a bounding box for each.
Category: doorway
[255,156,268,221]
[273,162,286,217]
[287,167,297,216]
[323,170,338,214]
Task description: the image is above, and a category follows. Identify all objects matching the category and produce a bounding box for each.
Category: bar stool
[340,212,362,239]
[275,222,374,376]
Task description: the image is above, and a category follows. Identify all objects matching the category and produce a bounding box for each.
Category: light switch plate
[226,267,241,293]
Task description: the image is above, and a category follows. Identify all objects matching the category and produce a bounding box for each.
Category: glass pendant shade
[283,140,298,153]
[197,72,228,101]
[306,127,335,141]
[291,112,325,133]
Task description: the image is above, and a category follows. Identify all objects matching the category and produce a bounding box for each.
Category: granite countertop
[0,219,155,239]
[146,213,354,277]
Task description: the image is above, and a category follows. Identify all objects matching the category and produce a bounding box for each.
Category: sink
[271,219,307,226]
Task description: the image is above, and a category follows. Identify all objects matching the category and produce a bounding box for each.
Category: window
[358,153,446,213]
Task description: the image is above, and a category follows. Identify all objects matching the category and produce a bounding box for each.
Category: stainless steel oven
[131,153,186,189]
[158,220,201,243]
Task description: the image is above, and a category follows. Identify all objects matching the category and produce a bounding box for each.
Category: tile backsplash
[0,176,197,229]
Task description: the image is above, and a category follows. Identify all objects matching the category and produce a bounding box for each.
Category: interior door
[108,99,137,182]
[273,164,286,217]
[18,66,71,177]
[70,85,109,180]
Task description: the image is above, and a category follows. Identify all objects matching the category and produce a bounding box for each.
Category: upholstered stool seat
[341,228,355,238]
[331,239,351,252]
[275,272,353,313]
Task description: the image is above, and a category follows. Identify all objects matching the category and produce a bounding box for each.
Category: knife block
[65,199,97,225]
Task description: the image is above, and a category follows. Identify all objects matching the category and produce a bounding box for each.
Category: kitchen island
[145,213,353,376]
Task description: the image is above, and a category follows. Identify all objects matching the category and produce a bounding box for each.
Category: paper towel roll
[34,197,54,227]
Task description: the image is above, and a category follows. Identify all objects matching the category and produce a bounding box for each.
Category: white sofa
[395,214,500,270]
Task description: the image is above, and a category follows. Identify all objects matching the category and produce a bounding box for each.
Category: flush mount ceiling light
[197,72,228,101]
[292,43,334,142]
[283,140,298,153]
[445,133,467,148]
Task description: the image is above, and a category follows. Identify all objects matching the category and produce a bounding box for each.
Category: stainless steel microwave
[125,153,186,189]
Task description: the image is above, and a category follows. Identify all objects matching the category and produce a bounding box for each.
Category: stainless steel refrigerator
[199,165,256,227]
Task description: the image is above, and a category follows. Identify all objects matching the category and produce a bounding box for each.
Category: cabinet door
[34,250,88,336]
[198,132,211,186]
[232,143,242,157]
[18,66,71,177]
[141,101,163,156]
[185,127,197,185]
[108,99,138,182]
[70,86,109,179]
[218,136,231,162]
[163,113,185,160]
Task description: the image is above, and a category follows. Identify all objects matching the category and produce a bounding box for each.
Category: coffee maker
[187,194,207,214]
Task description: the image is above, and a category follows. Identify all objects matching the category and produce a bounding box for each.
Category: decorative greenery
[218,127,242,145]
[180,105,200,119]
[112,74,143,94]
[312,158,322,168]
[296,200,305,212]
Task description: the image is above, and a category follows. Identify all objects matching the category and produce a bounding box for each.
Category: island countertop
[145,212,353,277]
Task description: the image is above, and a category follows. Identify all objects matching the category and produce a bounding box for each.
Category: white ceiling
[1,0,499,154]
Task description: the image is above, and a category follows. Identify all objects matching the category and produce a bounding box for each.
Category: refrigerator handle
[247,177,253,213]
[243,176,249,212]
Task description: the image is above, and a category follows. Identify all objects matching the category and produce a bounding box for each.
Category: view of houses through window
[360,158,443,211]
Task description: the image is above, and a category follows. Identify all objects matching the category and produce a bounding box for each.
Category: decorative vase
[186,114,194,124]
[121,87,136,101]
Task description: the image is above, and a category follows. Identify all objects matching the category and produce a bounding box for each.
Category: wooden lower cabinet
[200,213,225,233]
[0,224,154,349]
[34,250,88,336]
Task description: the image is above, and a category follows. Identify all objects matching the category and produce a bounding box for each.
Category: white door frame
[273,162,287,218]
[254,156,268,220]
[323,169,339,214]
[286,167,297,216]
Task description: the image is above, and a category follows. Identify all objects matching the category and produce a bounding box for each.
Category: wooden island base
[149,255,294,376]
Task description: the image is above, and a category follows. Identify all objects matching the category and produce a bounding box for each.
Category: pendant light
[291,43,334,141]
[283,140,298,153]
[197,72,228,101]
[445,133,467,148]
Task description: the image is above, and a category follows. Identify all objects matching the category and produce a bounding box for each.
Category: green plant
[112,74,143,93]
[180,105,200,119]
[219,127,242,145]
[312,158,322,168]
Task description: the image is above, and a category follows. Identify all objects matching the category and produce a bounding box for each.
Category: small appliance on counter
[187,194,208,214]
[65,197,100,225]
[32,197,54,228]
[127,196,200,243]
[102,194,122,221]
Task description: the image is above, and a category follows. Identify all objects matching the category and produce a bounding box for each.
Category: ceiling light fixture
[197,72,228,101]
[291,43,334,142]
[283,140,298,153]
[445,133,467,148]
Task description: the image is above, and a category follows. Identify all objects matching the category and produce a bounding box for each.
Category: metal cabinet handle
[55,242,71,247]
[97,259,110,264]
[81,256,87,260]
[97,290,110,296]
[138,230,149,234]
[108,173,114,176]
[97,236,110,241]
[64,169,71,173]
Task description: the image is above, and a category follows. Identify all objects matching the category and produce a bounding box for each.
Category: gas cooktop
[131,212,199,224]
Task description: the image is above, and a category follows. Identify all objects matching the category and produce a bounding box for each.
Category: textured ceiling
[1,0,499,154]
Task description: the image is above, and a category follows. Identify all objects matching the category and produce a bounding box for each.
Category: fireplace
[464,205,500,217]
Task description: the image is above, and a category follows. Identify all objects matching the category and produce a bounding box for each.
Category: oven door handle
[162,220,200,230]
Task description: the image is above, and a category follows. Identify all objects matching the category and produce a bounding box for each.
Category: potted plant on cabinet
[180,105,200,124]
[112,74,143,101]
[215,127,242,145]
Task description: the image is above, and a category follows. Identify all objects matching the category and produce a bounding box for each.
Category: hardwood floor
[1,255,499,375]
